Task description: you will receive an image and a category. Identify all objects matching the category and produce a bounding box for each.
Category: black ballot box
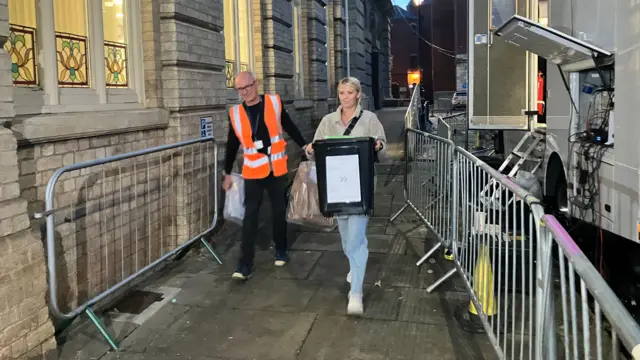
[314,136,376,217]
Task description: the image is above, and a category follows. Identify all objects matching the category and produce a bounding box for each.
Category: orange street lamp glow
[407,70,421,86]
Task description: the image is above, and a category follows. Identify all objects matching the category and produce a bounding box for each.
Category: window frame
[292,0,304,98]
[224,0,254,100]
[9,0,145,115]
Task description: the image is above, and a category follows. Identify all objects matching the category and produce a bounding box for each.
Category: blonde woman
[306,77,388,316]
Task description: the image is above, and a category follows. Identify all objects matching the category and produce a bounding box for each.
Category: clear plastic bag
[223,173,245,225]
[287,161,337,231]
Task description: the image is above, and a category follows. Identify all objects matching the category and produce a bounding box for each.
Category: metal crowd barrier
[34,136,222,351]
[390,129,456,269]
[538,216,640,359]
[436,113,467,148]
[436,113,468,149]
[404,84,421,130]
[392,107,640,358]
[449,147,545,359]
[437,112,497,156]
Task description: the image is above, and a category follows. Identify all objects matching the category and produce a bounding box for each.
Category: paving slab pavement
[53,108,497,360]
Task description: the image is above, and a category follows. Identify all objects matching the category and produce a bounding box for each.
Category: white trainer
[347,292,364,316]
[346,271,352,283]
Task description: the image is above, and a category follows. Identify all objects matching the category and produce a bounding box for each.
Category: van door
[469,0,538,130]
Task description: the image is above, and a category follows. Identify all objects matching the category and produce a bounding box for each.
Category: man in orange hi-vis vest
[223,71,311,281]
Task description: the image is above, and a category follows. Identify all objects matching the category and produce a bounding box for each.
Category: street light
[407,70,421,87]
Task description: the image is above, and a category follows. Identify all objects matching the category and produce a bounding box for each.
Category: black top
[224,95,307,174]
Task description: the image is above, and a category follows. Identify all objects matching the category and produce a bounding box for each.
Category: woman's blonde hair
[337,77,361,94]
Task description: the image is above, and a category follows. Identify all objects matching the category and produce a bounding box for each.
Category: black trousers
[239,173,288,268]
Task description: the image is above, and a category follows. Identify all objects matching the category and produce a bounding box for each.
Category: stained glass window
[223,0,236,88]
[54,0,89,87]
[103,0,128,87]
[5,0,38,86]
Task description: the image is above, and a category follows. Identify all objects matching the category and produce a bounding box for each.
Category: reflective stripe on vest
[229,94,288,179]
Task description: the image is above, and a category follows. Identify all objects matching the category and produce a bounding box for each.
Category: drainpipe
[345,0,351,77]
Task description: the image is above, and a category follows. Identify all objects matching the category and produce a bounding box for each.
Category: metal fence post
[536,222,557,359]
[450,146,458,248]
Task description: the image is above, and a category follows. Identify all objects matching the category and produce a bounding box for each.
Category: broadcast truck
[466,0,640,316]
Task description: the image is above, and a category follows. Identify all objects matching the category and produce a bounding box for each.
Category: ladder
[499,130,545,177]
[480,130,545,210]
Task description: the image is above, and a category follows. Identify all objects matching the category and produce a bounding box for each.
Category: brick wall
[347,0,367,89]
[0,0,56,356]
[157,0,228,218]
[0,128,56,359]
[158,0,228,142]
[302,0,331,122]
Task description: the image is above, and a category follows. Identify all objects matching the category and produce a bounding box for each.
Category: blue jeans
[337,214,369,296]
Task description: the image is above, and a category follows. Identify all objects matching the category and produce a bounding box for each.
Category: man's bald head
[234,71,259,105]
[235,71,255,85]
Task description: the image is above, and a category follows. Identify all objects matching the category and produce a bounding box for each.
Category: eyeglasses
[235,82,255,92]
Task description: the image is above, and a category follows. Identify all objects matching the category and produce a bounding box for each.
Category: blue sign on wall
[200,116,213,138]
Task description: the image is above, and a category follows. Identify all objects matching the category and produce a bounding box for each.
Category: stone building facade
[0,0,393,358]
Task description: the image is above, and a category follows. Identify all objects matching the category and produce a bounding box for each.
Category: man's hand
[222,174,233,191]
[375,140,383,151]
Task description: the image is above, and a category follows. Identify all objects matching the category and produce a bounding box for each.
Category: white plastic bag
[514,170,542,199]
[223,173,245,224]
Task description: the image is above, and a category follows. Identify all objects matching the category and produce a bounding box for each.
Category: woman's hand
[304,143,314,157]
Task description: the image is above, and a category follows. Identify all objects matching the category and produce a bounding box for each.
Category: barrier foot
[416,241,441,266]
[390,203,409,223]
[426,267,457,293]
[200,238,223,264]
[85,307,119,352]
[455,303,488,334]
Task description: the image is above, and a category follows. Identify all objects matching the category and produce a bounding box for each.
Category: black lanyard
[243,98,264,141]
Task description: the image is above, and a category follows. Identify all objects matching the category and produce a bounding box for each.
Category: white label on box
[325,154,361,203]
